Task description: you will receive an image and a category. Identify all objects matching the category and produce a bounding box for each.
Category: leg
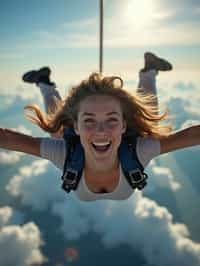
[137,69,158,107]
[22,67,63,138]
[137,52,173,108]
[37,82,62,115]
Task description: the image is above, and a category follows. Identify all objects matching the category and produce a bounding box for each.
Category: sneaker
[143,52,173,71]
[22,67,51,84]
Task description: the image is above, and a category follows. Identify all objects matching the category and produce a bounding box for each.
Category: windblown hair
[24,72,172,139]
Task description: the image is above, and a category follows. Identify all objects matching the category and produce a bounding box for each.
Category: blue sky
[0,0,200,90]
[0,1,200,266]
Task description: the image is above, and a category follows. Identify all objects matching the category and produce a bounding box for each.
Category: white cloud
[0,83,42,101]
[0,223,46,266]
[180,120,200,130]
[0,206,24,227]
[63,17,97,30]
[53,192,200,266]
[6,159,65,211]
[146,162,181,192]
[28,17,200,50]
[52,194,90,240]
[0,206,46,266]
[6,156,200,266]
[32,30,99,49]
[0,206,13,227]
[0,151,22,164]
[0,95,15,109]
[11,125,32,135]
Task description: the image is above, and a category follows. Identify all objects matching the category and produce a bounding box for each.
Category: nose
[96,122,106,132]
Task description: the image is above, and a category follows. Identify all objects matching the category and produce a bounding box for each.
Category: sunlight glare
[124,0,155,30]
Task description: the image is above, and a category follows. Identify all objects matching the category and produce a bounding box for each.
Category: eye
[84,119,95,124]
[107,118,119,123]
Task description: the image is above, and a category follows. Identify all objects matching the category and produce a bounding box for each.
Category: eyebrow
[81,111,120,117]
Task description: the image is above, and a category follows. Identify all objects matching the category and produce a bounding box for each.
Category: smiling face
[74,95,127,172]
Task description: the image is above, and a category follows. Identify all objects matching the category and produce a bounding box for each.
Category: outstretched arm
[0,128,41,157]
[160,125,200,154]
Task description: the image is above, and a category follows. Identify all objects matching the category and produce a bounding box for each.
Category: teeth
[92,141,111,146]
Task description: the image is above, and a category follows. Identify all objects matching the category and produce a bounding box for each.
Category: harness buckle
[61,168,78,192]
[129,168,147,190]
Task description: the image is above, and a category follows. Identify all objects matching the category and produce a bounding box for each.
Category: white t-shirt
[40,137,160,201]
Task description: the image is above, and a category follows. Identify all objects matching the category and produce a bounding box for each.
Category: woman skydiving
[0,52,199,201]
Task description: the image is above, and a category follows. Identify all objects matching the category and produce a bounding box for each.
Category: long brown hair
[24,72,172,138]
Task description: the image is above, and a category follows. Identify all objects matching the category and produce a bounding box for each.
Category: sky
[0,1,200,266]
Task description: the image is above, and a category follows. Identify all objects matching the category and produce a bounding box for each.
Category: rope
[99,0,103,73]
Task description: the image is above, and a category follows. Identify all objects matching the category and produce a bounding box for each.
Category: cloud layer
[6,156,200,266]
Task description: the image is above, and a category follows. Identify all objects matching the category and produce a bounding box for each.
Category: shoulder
[40,137,66,169]
[136,136,160,168]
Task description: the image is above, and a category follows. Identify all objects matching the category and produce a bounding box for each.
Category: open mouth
[91,141,112,152]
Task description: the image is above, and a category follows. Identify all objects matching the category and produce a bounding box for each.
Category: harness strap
[119,136,148,190]
[61,129,148,193]
[61,129,84,193]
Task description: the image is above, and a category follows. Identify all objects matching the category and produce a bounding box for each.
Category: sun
[124,0,155,30]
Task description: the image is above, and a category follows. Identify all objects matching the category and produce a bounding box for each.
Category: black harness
[61,128,148,193]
